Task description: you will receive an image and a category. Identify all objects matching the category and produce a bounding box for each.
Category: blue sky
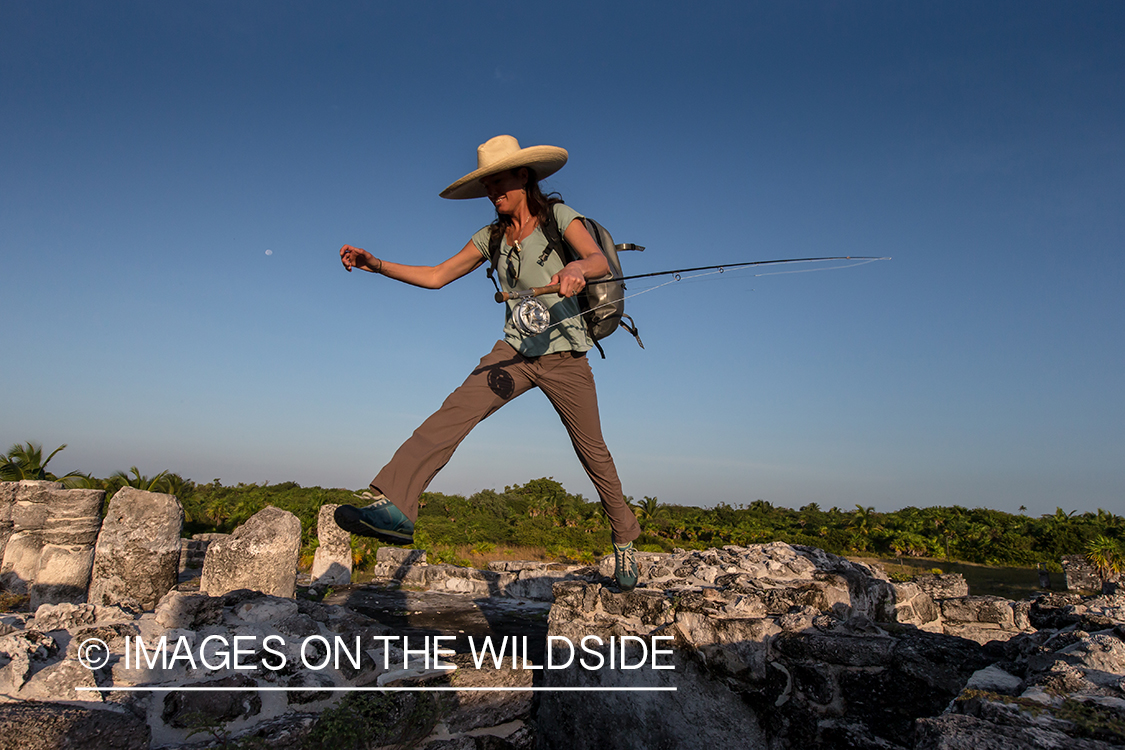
[3,1,1122,517]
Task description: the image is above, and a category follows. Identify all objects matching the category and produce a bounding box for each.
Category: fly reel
[511,297,552,336]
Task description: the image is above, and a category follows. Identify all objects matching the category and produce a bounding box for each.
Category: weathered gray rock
[178,533,227,573]
[200,506,301,598]
[153,590,225,630]
[0,702,150,750]
[0,482,15,566]
[940,595,1031,644]
[1063,553,1117,592]
[1055,632,1125,680]
[378,546,428,565]
[311,503,351,586]
[87,487,184,610]
[964,664,1022,694]
[192,532,230,542]
[2,573,543,748]
[31,601,136,632]
[913,572,970,600]
[915,589,1125,750]
[538,639,766,750]
[1,482,59,596]
[178,540,203,572]
[383,560,604,602]
[0,539,1122,750]
[918,690,1125,750]
[488,560,604,600]
[541,543,1003,750]
[31,543,98,608]
[890,581,942,630]
[429,652,534,734]
[915,711,1117,750]
[0,628,61,696]
[0,481,104,608]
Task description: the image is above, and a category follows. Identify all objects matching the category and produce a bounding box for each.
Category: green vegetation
[1,441,95,488]
[1085,535,1124,586]
[1057,697,1125,744]
[4,440,1123,572]
[305,691,447,750]
[176,477,1125,571]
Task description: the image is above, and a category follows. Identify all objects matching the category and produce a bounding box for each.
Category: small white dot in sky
[265,249,273,256]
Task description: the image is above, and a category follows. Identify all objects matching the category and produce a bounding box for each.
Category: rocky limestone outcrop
[0,587,537,749]
[371,545,427,573]
[0,483,15,567]
[1,538,1121,749]
[310,504,351,586]
[371,553,608,601]
[87,487,184,611]
[537,543,1091,750]
[200,506,301,598]
[916,593,1125,749]
[913,572,970,600]
[0,480,105,608]
[539,543,986,749]
[940,595,1033,645]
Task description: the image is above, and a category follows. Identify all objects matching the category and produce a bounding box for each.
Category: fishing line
[527,256,888,335]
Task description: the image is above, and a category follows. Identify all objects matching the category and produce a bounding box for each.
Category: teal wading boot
[613,541,639,592]
[334,491,414,546]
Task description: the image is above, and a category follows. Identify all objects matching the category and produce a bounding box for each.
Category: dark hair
[490,167,564,234]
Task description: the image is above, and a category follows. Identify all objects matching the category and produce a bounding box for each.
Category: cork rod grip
[494,283,562,303]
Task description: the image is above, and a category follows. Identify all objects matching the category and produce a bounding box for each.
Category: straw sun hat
[440,135,568,200]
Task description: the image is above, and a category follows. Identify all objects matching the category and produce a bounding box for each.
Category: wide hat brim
[440,136,568,200]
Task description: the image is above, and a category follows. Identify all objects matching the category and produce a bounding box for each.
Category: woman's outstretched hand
[340,244,380,273]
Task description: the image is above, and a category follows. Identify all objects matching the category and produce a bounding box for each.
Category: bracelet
[375,258,383,274]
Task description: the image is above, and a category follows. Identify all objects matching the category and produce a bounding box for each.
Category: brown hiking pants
[371,340,641,544]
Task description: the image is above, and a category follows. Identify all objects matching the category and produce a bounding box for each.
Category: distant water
[860,557,1047,600]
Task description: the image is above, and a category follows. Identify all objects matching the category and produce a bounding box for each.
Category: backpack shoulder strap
[538,203,572,266]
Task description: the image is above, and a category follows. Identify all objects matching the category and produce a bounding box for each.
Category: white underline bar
[76,686,676,693]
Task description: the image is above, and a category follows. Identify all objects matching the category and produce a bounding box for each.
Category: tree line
[4,441,1122,572]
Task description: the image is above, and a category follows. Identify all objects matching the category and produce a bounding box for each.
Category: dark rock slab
[0,702,150,750]
[327,583,551,663]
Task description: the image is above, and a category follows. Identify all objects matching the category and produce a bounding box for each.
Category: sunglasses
[506,243,522,286]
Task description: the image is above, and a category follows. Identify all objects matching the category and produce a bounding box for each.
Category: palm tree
[1046,507,1078,528]
[1,441,94,488]
[203,494,234,527]
[632,496,663,526]
[108,467,171,493]
[581,510,606,534]
[1096,509,1124,535]
[1086,536,1124,594]
[160,473,190,497]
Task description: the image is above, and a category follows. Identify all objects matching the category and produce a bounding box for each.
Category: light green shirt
[472,203,594,357]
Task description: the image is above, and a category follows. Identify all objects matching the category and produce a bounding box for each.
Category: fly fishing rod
[495,255,889,303]
[498,254,890,338]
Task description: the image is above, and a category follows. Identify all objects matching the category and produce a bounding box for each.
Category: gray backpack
[487,208,644,357]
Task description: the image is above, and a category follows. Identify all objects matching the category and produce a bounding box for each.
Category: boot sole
[334,505,414,545]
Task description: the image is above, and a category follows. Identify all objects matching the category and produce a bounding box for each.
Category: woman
[334,135,641,591]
